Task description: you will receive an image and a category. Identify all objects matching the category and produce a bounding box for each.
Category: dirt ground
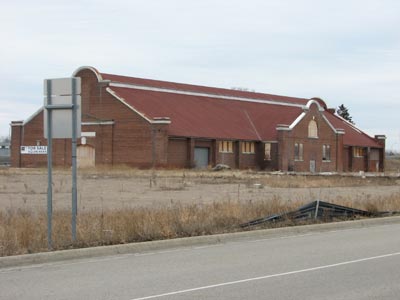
[1,168,399,213]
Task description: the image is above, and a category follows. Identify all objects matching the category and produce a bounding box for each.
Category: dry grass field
[0,166,400,256]
[386,154,400,173]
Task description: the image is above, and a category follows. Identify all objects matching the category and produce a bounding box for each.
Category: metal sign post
[44,77,81,249]
[46,80,53,250]
[71,79,78,242]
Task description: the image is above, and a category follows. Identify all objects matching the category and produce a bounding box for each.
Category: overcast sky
[1,0,399,150]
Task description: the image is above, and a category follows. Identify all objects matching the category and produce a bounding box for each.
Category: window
[353,147,364,157]
[219,141,233,153]
[308,120,318,138]
[294,143,303,160]
[242,142,255,154]
[322,144,331,161]
[264,143,271,160]
[370,149,379,160]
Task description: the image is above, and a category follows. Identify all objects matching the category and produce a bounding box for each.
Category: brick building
[11,66,385,172]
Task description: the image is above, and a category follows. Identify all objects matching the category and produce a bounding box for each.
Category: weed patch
[1,194,400,257]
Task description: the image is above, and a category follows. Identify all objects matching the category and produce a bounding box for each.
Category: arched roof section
[306,98,326,111]
[72,66,103,82]
[309,97,328,110]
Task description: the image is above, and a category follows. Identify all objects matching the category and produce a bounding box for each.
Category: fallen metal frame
[240,200,395,228]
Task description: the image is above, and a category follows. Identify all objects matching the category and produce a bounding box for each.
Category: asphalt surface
[1,222,400,299]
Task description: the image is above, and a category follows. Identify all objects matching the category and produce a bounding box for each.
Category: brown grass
[386,155,400,173]
[1,167,399,257]
[1,193,400,257]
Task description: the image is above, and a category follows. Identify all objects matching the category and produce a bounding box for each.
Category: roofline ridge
[101,72,308,102]
[101,72,255,94]
[23,107,44,126]
[334,114,362,134]
[109,81,306,109]
[333,114,382,147]
[106,87,171,124]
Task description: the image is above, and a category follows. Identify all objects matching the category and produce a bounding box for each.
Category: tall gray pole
[71,78,78,242]
[46,81,53,250]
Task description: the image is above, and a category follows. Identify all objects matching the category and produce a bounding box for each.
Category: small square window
[242,142,255,154]
[219,141,233,153]
[353,147,364,157]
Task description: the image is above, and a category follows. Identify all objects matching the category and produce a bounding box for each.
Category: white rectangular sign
[44,77,81,95]
[43,95,82,139]
[21,146,48,154]
[44,77,81,139]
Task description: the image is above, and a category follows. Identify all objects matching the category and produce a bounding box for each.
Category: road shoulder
[1,215,400,269]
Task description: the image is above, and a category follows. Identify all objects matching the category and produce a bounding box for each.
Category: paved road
[1,223,400,299]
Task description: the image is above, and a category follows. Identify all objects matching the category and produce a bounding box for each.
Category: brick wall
[77,69,169,168]
[277,103,341,172]
[11,69,170,168]
[80,124,113,165]
[167,138,188,168]
[261,142,279,171]
[11,112,76,168]
[11,69,383,172]
[10,122,22,167]
[351,156,365,172]
[217,151,235,168]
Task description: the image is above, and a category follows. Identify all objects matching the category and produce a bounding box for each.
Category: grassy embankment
[1,167,399,257]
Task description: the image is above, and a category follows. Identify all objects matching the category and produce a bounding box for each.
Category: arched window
[308,120,318,138]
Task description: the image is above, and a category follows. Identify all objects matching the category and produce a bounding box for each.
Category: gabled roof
[73,67,383,148]
[101,73,310,106]
[109,86,303,140]
[323,112,382,148]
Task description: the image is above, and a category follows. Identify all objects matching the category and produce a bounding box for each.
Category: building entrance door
[310,160,316,173]
[194,147,209,168]
[77,145,95,168]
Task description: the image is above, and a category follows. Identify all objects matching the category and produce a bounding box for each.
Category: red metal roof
[111,86,302,140]
[101,73,309,106]
[323,112,382,148]
[99,71,382,148]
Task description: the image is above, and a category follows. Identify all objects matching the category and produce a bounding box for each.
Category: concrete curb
[1,215,400,269]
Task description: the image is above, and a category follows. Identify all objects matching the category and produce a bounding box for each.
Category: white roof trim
[23,107,44,126]
[305,99,325,111]
[152,120,171,124]
[335,114,362,134]
[289,112,306,129]
[321,114,341,134]
[10,121,24,126]
[276,125,291,131]
[82,121,114,126]
[109,82,306,108]
[72,66,104,82]
[106,87,153,124]
[280,108,342,136]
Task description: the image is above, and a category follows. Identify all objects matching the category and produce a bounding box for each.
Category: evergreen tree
[336,104,355,124]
